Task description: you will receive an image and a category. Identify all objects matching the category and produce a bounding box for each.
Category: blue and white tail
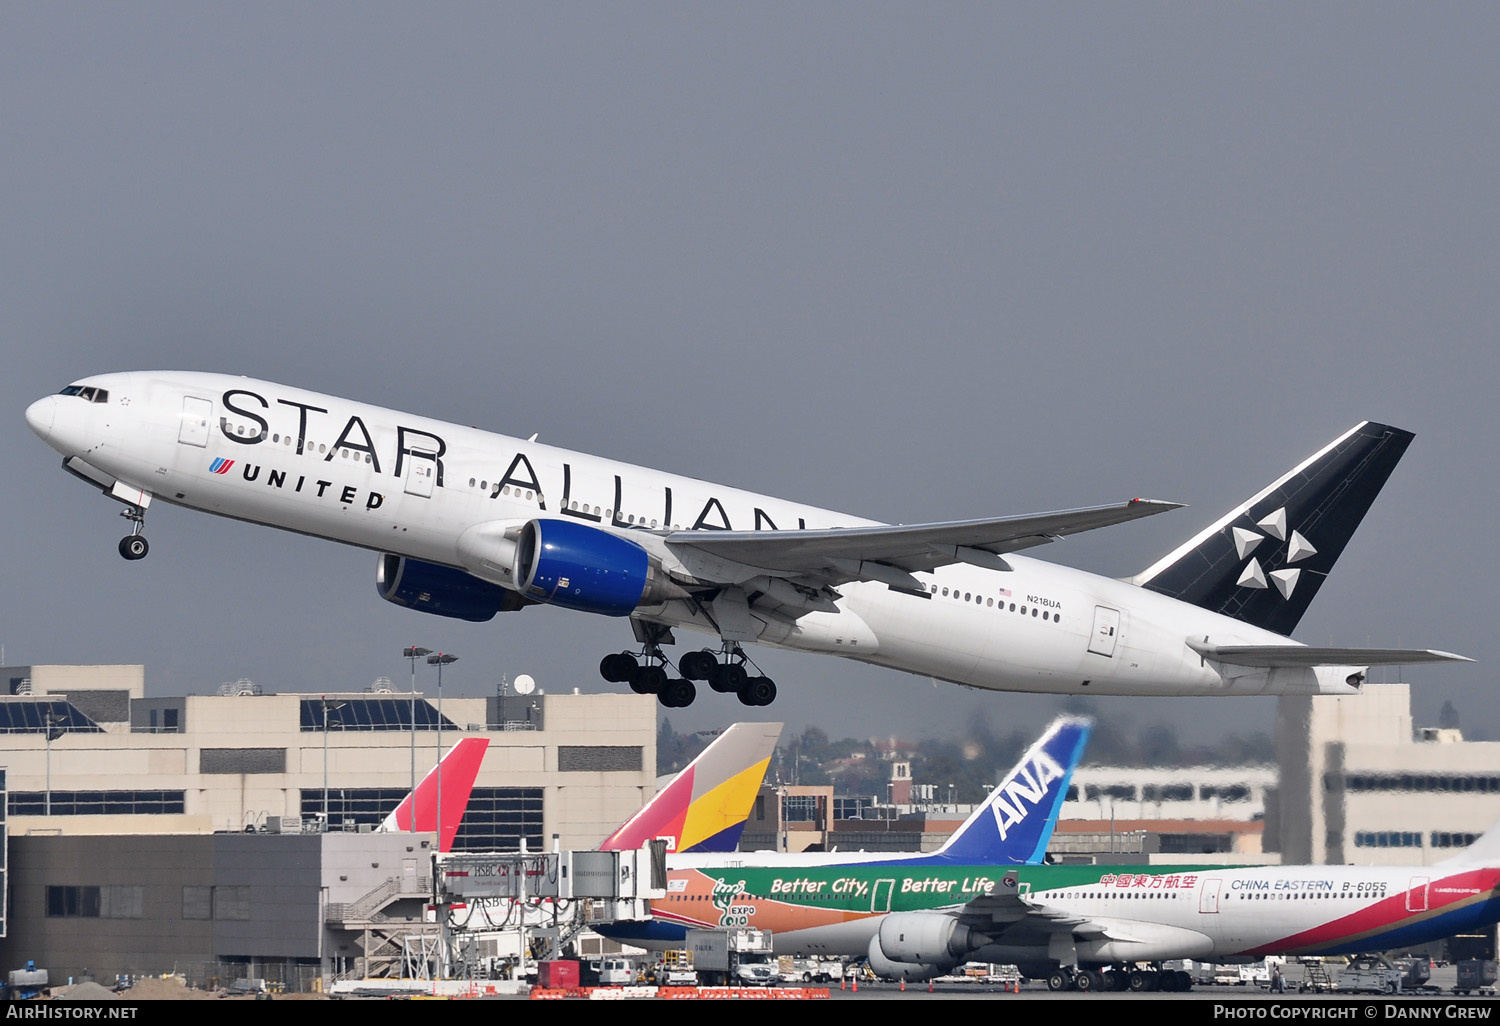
[933,716,1091,864]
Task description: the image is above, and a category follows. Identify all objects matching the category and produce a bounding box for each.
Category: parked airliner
[25,373,1467,707]
[597,717,1090,950]
[648,820,1500,991]
[609,720,1500,990]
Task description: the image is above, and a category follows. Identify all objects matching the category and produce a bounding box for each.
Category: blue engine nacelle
[377,554,529,622]
[512,519,652,616]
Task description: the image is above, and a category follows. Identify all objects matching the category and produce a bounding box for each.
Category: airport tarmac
[813,962,1484,1000]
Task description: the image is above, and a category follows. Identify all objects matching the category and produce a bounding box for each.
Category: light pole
[427,653,458,850]
[403,646,431,833]
[44,711,65,816]
[320,697,346,827]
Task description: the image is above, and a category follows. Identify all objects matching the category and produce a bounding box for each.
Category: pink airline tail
[379,736,489,852]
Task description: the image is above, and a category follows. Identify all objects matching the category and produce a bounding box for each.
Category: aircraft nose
[25,395,56,441]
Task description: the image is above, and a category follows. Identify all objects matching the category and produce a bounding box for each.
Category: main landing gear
[599,644,778,709]
[1044,965,1192,993]
[117,505,149,561]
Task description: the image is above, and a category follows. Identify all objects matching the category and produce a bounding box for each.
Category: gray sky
[3,4,1495,746]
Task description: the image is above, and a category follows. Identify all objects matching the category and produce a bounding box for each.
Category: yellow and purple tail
[600,722,782,853]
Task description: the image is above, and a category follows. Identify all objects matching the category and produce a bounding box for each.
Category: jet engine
[865,913,977,981]
[376,554,528,621]
[511,519,685,616]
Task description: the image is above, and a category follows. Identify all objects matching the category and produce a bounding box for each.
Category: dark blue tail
[934,717,1091,865]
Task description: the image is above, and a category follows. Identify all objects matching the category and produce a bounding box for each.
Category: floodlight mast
[427,653,458,850]
[403,646,432,832]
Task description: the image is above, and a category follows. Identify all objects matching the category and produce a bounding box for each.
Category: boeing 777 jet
[26,373,1467,707]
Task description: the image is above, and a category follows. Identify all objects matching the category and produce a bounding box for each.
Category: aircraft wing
[956,876,1080,930]
[665,499,1180,588]
[948,870,1097,947]
[1187,641,1473,668]
[954,872,1170,950]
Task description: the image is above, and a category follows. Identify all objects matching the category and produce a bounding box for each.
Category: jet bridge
[427,843,666,979]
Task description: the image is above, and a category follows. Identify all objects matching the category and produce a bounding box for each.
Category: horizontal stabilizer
[1187,640,1472,668]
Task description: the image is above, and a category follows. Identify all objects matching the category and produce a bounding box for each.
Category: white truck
[778,955,844,984]
[685,928,777,986]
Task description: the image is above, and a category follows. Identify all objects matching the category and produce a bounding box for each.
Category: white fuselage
[27,372,1357,698]
[635,858,1500,965]
[1020,862,1500,961]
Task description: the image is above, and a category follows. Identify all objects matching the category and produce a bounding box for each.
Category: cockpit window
[58,385,108,403]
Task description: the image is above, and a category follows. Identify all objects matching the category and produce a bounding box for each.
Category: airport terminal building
[0,665,1495,986]
[0,664,657,986]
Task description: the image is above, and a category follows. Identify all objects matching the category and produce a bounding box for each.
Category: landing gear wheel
[1046,970,1072,992]
[600,652,639,683]
[738,676,777,706]
[660,679,696,708]
[1128,969,1158,992]
[119,535,149,560]
[1076,969,1101,992]
[631,665,667,695]
[712,663,748,693]
[679,650,718,681]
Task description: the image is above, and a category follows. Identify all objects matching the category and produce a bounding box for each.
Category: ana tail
[935,716,1091,864]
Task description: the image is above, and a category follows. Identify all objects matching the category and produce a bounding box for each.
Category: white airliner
[25,373,1467,707]
[635,815,1500,991]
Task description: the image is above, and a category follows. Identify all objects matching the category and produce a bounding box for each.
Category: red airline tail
[379,737,489,852]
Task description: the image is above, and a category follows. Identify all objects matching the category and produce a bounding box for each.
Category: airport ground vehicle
[1336,954,1406,994]
[580,957,638,986]
[778,955,843,983]
[645,949,697,986]
[1454,959,1497,995]
[686,928,777,986]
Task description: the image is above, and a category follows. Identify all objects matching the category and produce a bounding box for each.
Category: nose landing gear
[117,506,148,560]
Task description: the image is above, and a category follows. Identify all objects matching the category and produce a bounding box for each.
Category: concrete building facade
[0,664,656,852]
[0,664,659,987]
[1271,683,1500,866]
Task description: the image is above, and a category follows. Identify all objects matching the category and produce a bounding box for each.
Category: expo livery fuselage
[648,856,1500,981]
[25,373,1465,708]
[600,716,1091,953]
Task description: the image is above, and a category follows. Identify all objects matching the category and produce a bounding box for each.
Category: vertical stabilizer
[934,716,1091,864]
[1132,422,1414,635]
[1438,814,1500,867]
[600,722,783,853]
[378,736,490,852]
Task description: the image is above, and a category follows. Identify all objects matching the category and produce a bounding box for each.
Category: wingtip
[1431,650,1477,663]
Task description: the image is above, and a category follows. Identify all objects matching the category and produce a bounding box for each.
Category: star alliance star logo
[1231,507,1317,598]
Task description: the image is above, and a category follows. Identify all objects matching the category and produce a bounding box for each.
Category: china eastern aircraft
[649,816,1500,992]
[25,373,1468,708]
